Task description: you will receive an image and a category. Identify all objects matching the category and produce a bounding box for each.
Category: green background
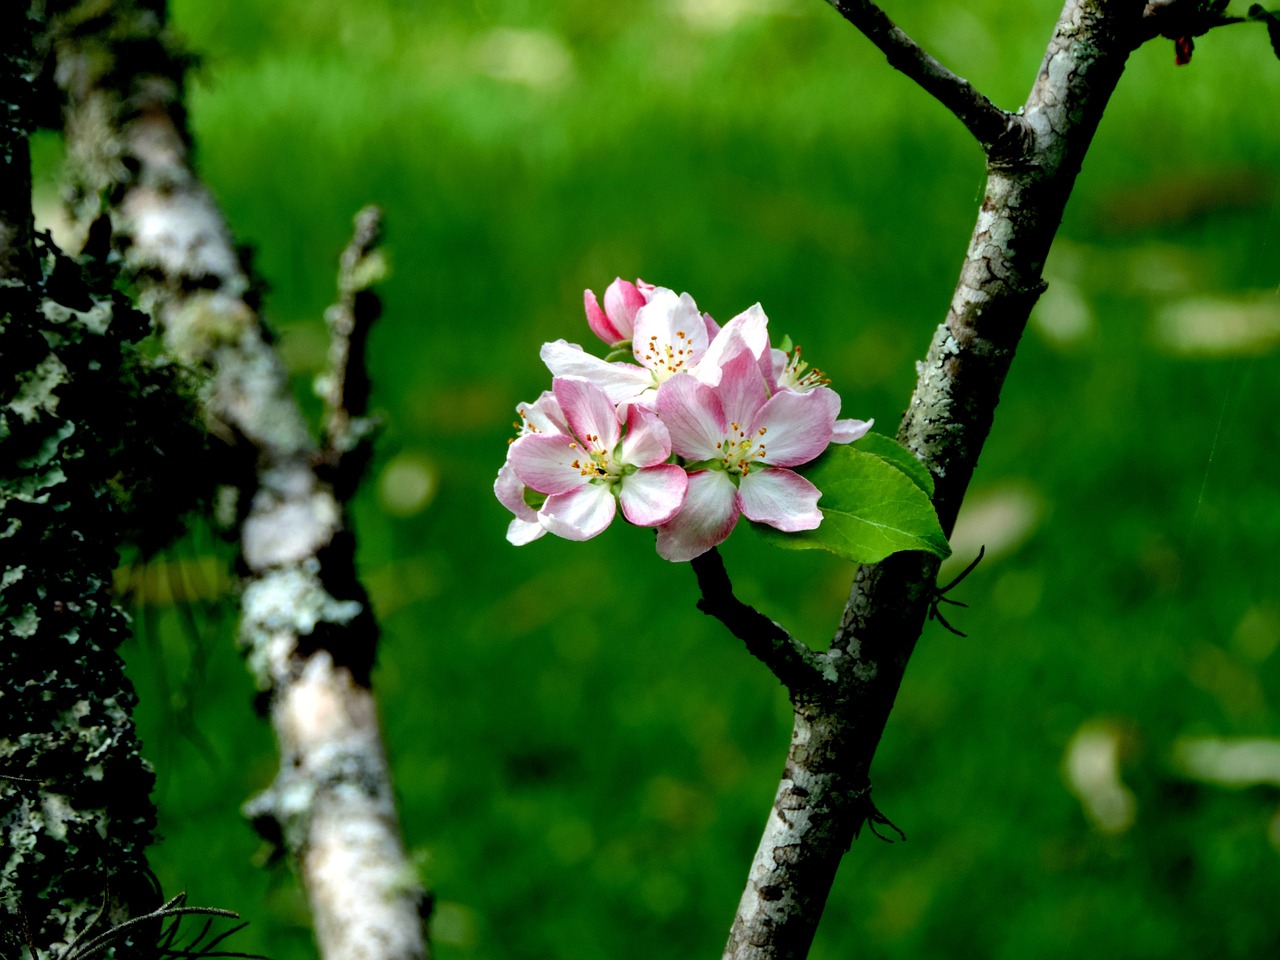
[41,1,1280,957]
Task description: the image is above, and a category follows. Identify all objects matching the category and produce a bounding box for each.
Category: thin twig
[322,205,384,477]
[689,548,828,696]
[823,0,1024,157]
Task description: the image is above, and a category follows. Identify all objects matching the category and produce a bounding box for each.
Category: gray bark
[721,2,1145,956]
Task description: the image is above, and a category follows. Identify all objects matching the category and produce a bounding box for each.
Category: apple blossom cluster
[496,278,872,562]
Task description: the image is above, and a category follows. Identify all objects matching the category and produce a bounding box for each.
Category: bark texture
[1,13,161,950]
[40,4,429,959]
[722,3,1144,957]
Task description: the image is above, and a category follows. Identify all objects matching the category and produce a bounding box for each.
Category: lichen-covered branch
[2,15,159,947]
[40,4,429,959]
[722,3,1147,957]
[822,0,1025,155]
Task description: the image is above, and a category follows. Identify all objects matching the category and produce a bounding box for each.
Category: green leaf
[754,445,950,564]
[852,431,934,496]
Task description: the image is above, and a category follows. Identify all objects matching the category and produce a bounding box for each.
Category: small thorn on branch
[928,544,984,637]
[850,784,906,844]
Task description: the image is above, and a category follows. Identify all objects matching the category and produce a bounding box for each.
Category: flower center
[714,422,768,475]
[568,435,621,484]
[778,344,828,392]
[637,329,695,382]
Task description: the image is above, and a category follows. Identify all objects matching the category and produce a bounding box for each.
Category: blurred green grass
[80,1,1280,957]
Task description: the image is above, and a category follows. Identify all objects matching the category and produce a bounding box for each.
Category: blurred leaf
[754,446,950,563]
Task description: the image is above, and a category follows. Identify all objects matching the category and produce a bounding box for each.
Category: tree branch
[722,2,1147,956]
[41,4,429,959]
[690,548,828,697]
[822,0,1026,157]
[321,205,383,491]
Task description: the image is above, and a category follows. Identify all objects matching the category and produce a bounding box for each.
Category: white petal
[541,339,651,404]
[540,484,617,541]
[507,516,546,545]
[619,464,688,527]
[655,470,740,562]
[738,468,822,531]
[517,390,568,436]
[698,303,770,385]
[831,417,874,444]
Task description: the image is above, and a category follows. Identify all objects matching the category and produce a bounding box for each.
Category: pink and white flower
[506,377,688,541]
[542,287,770,408]
[653,344,843,562]
[500,276,875,562]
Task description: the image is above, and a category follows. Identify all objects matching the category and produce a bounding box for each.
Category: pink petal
[495,460,538,521]
[656,373,727,461]
[831,417,874,444]
[655,470,740,562]
[553,377,621,453]
[603,278,645,340]
[619,464,688,527]
[714,342,769,430]
[619,405,672,468]
[584,289,624,345]
[496,461,547,545]
[752,387,839,468]
[540,483,617,541]
[632,289,709,377]
[738,468,822,531]
[507,434,588,496]
[541,339,652,404]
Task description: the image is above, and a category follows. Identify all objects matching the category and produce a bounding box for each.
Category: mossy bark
[2,13,158,950]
